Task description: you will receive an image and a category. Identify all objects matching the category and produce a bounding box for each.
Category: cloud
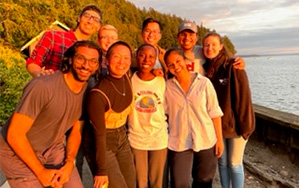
[229,27,299,55]
[127,0,299,55]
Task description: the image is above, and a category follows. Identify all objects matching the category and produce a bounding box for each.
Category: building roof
[20,20,70,52]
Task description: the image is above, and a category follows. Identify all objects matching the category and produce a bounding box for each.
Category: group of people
[0,3,255,188]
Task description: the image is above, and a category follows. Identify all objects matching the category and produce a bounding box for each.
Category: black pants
[168,146,217,188]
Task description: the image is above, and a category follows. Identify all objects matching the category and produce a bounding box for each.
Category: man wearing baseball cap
[177,20,206,74]
[177,20,244,75]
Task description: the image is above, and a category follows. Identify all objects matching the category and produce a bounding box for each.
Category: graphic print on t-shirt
[134,90,161,113]
[186,61,195,72]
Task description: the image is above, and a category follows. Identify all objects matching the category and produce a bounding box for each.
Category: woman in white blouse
[164,48,223,188]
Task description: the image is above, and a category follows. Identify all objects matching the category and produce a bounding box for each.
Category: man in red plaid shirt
[26,4,102,77]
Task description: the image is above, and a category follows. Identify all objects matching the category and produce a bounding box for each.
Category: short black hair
[80,4,102,20]
[142,18,162,31]
[136,43,157,58]
[61,40,102,74]
[106,41,132,60]
[76,4,102,28]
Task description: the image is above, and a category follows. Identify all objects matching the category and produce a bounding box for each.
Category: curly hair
[61,40,102,77]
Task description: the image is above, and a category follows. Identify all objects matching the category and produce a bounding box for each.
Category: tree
[0,42,31,125]
[0,0,237,55]
[223,35,236,56]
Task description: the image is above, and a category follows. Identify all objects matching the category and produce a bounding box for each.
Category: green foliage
[0,0,236,53]
[0,43,31,125]
[222,35,237,56]
[197,24,210,46]
[0,0,237,125]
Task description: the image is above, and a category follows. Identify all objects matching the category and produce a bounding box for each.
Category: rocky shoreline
[243,139,298,188]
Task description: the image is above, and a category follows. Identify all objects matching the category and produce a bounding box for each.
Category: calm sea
[244,54,299,115]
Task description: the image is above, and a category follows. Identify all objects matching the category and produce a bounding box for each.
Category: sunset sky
[127,0,299,55]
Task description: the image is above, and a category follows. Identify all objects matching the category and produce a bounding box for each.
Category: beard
[71,65,91,82]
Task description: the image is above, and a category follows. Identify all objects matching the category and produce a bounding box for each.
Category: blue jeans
[218,137,247,188]
[105,126,136,188]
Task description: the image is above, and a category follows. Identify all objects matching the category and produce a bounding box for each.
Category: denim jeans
[105,126,136,188]
[75,143,84,178]
[218,137,247,188]
[81,119,99,176]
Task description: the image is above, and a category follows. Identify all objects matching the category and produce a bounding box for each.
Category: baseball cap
[178,20,198,34]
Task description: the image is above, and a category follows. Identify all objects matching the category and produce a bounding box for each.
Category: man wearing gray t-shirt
[0,41,101,188]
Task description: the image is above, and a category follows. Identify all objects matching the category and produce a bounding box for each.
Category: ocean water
[244,54,299,115]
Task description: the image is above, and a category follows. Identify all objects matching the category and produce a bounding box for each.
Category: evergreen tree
[0,0,237,54]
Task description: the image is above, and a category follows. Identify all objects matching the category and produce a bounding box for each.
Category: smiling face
[77,10,101,36]
[98,28,118,53]
[142,22,161,46]
[107,44,131,78]
[71,46,99,82]
[165,50,188,77]
[177,30,198,52]
[203,35,223,59]
[137,45,157,74]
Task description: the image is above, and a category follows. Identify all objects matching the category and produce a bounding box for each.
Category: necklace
[109,77,126,96]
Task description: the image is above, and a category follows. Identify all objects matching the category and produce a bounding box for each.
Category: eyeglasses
[82,12,101,24]
[100,36,118,41]
[143,29,160,35]
[74,54,99,68]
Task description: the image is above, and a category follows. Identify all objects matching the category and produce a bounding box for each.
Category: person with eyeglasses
[131,18,168,79]
[0,40,101,188]
[74,54,100,68]
[26,4,102,78]
[97,24,119,75]
[75,24,119,179]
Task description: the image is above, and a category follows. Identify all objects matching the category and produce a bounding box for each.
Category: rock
[268,168,277,174]
[279,170,288,177]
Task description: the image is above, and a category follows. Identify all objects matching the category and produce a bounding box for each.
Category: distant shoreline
[238,53,299,58]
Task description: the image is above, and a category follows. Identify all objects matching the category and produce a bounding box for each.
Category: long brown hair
[202,32,233,78]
